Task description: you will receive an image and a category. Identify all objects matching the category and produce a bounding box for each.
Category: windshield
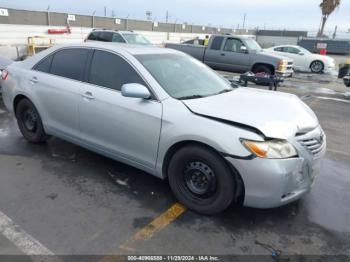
[244,39,262,51]
[136,54,234,100]
[297,46,311,54]
[123,34,151,45]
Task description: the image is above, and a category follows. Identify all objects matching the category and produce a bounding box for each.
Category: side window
[88,31,100,40]
[223,38,245,53]
[33,54,53,73]
[210,37,224,50]
[112,33,126,43]
[274,47,283,52]
[50,48,90,81]
[88,50,146,91]
[98,32,113,42]
[286,47,300,54]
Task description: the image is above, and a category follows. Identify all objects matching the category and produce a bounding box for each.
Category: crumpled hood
[183,87,319,139]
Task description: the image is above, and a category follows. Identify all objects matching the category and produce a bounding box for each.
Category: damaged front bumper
[226,127,326,209]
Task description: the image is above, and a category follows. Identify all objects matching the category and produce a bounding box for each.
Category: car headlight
[242,139,298,159]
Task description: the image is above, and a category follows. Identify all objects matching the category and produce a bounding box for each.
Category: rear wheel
[310,60,324,73]
[168,145,235,215]
[15,99,48,143]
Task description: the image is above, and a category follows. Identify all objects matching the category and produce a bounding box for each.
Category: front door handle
[82,91,95,100]
[29,76,39,84]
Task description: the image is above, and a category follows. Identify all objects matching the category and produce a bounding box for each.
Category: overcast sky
[1,0,349,33]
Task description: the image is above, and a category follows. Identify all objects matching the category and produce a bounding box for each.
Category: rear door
[78,49,162,170]
[32,48,91,138]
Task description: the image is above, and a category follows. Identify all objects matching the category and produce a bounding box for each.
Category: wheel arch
[251,63,275,74]
[162,140,245,204]
[13,94,30,115]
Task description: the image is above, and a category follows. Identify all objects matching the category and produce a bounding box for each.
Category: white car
[265,45,336,74]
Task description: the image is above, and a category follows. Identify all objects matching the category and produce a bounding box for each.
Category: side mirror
[240,46,248,53]
[121,83,151,99]
[299,52,305,56]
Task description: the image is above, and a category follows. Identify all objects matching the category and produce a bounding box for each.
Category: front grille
[288,62,293,65]
[297,129,326,156]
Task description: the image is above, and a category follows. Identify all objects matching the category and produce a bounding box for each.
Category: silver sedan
[1,43,326,214]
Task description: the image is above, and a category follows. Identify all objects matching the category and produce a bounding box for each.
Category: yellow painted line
[100,203,186,262]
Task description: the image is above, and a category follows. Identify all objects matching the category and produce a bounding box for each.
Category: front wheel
[310,60,324,73]
[15,98,48,143]
[168,145,236,215]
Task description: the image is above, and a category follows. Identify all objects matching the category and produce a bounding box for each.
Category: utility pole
[104,6,107,17]
[92,10,96,28]
[125,14,130,30]
[242,13,246,29]
[47,5,50,26]
[166,10,169,23]
[332,25,338,39]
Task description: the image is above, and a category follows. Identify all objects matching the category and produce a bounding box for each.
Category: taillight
[1,69,8,80]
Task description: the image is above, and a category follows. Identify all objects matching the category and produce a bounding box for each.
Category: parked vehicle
[265,45,336,74]
[0,56,13,93]
[1,43,326,214]
[165,35,294,77]
[86,29,152,45]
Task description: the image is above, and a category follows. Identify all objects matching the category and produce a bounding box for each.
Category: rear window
[99,32,113,42]
[50,48,90,81]
[210,37,224,50]
[88,31,100,41]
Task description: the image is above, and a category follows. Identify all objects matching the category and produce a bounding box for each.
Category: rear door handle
[29,76,38,84]
[82,91,95,100]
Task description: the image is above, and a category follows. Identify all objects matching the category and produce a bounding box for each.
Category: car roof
[52,42,182,56]
[273,45,300,48]
[90,29,138,35]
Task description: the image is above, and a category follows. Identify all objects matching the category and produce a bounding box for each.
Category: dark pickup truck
[165,35,294,77]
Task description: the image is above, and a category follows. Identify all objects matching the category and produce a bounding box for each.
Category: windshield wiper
[215,89,233,95]
[177,95,205,100]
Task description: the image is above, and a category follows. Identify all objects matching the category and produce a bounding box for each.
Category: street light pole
[242,13,246,29]
[92,10,96,28]
[47,5,50,26]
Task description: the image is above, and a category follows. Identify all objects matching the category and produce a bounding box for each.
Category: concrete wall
[256,35,300,48]
[0,7,253,35]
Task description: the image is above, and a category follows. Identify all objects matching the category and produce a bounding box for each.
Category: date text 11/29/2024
[127,255,219,261]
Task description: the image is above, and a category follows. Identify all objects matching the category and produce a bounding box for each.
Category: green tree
[317,0,341,37]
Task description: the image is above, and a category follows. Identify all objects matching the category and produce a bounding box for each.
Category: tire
[310,60,324,73]
[252,64,273,75]
[168,144,236,215]
[15,98,48,143]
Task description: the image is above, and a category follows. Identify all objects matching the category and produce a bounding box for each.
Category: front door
[78,50,162,170]
[219,38,251,72]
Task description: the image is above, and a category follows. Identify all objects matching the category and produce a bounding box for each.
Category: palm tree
[317,0,341,37]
